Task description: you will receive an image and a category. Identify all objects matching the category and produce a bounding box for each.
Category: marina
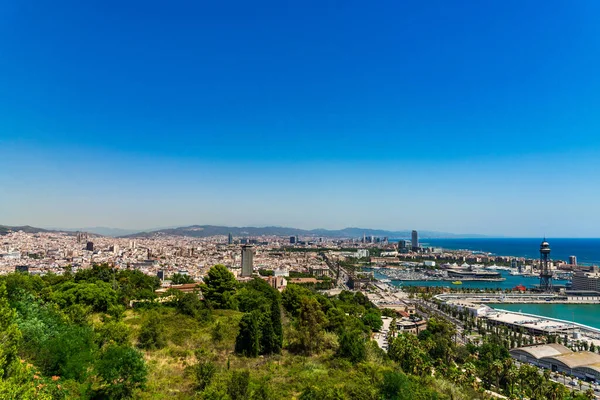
[369,268,570,290]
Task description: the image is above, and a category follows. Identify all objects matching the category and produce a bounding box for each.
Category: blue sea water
[378,238,600,329]
[396,238,600,265]
[490,303,600,330]
[372,270,569,290]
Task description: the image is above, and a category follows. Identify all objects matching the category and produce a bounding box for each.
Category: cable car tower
[539,239,553,292]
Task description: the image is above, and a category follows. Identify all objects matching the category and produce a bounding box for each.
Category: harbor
[369,268,570,290]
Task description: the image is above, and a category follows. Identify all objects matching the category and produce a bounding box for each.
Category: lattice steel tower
[539,239,553,292]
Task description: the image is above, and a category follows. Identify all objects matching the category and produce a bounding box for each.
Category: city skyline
[2,1,600,237]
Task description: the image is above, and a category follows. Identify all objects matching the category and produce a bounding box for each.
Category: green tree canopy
[95,344,147,399]
[295,297,327,355]
[281,284,313,317]
[51,280,118,313]
[170,273,195,284]
[201,265,237,309]
[0,281,22,378]
[137,311,166,350]
[336,329,367,363]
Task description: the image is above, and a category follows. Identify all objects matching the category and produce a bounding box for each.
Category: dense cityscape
[2,1,599,399]
[3,225,600,398]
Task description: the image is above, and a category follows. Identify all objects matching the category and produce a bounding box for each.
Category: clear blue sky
[1,1,600,236]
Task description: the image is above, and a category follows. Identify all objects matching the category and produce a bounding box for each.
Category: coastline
[489,307,600,336]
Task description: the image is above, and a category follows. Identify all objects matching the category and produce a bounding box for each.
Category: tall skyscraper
[569,255,577,266]
[539,239,553,292]
[290,236,296,244]
[228,232,233,245]
[411,230,419,251]
[86,241,94,252]
[241,245,254,277]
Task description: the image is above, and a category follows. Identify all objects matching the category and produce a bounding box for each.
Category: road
[416,299,468,345]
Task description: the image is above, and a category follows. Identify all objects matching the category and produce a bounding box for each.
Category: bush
[137,311,166,350]
[228,370,250,400]
[95,345,147,399]
[193,360,216,392]
[336,329,367,363]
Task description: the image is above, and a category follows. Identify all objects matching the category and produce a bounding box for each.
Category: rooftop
[510,343,572,359]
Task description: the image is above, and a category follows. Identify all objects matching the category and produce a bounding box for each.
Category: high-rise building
[228,233,233,245]
[241,245,254,277]
[290,236,296,244]
[411,230,419,251]
[569,255,578,266]
[86,241,94,252]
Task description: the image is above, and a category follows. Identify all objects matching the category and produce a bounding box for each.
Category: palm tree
[504,361,518,397]
[491,359,504,391]
[547,381,565,400]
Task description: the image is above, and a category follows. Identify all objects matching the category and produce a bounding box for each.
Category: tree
[362,311,383,332]
[336,329,366,363]
[388,333,431,376]
[228,370,250,400]
[96,320,130,348]
[235,311,262,357]
[379,371,420,400]
[137,311,166,350]
[296,297,327,355]
[170,273,195,284]
[201,265,237,309]
[260,317,278,355]
[250,380,275,400]
[0,281,21,379]
[39,324,97,381]
[95,344,148,399]
[211,321,224,343]
[170,290,206,319]
[51,280,118,312]
[270,300,283,354]
[235,301,282,357]
[281,284,312,317]
[116,269,160,302]
[193,360,216,392]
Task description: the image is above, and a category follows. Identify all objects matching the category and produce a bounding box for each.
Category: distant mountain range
[0,224,488,239]
[0,225,102,237]
[117,225,487,239]
[0,225,54,235]
[53,227,144,237]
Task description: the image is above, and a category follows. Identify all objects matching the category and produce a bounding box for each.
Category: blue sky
[1,1,600,236]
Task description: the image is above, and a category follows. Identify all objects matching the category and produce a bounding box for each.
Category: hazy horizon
[3,222,600,239]
[2,1,600,237]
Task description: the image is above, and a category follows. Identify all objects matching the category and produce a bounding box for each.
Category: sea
[381,237,600,329]
[490,303,600,331]
[372,270,570,291]
[397,238,600,265]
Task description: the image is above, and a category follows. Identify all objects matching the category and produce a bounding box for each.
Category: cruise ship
[446,268,504,281]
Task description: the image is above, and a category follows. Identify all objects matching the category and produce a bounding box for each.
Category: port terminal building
[511,344,600,381]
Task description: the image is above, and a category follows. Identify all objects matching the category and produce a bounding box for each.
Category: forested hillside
[0,264,591,399]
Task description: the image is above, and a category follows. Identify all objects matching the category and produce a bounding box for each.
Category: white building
[357,249,369,258]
